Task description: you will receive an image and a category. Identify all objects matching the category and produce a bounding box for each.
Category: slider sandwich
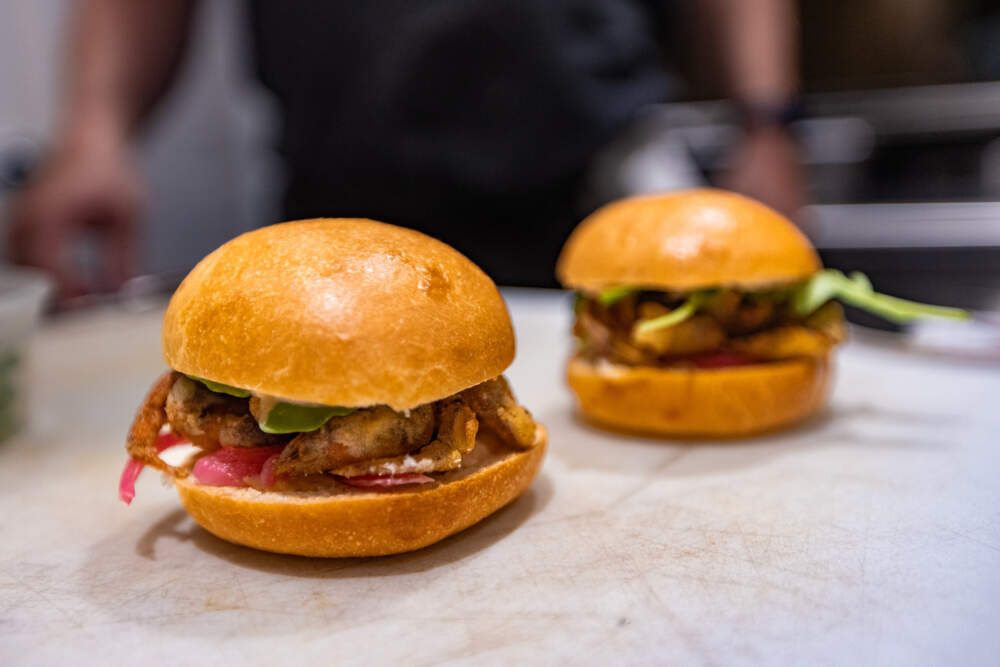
[557,189,967,436]
[120,219,546,557]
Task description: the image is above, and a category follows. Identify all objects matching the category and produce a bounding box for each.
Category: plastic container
[0,267,51,441]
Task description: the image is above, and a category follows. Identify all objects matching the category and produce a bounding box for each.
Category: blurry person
[7,0,805,300]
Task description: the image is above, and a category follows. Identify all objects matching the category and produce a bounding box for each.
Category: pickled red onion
[118,432,192,504]
[243,453,280,489]
[690,351,755,369]
[192,445,285,487]
[154,430,187,451]
[118,459,145,505]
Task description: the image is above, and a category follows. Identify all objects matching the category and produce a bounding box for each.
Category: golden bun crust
[173,428,547,557]
[567,355,830,437]
[557,189,820,292]
[163,219,515,410]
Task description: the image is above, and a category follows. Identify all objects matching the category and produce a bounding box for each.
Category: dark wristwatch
[735,99,805,131]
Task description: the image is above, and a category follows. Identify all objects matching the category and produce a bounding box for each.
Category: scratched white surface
[1,289,998,666]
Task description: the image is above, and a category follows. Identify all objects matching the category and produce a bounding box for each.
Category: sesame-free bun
[173,427,547,557]
[567,355,830,437]
[557,189,820,292]
[163,219,515,411]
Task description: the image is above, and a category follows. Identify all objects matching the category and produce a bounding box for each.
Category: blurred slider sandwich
[557,189,967,437]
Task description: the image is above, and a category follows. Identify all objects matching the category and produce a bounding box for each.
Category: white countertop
[2,289,998,666]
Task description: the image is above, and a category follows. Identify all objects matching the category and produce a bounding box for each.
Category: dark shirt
[247,0,674,285]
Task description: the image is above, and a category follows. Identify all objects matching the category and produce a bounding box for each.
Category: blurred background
[1,0,999,313]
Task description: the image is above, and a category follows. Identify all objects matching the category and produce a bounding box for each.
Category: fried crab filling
[120,373,536,501]
[573,288,846,369]
[572,269,969,369]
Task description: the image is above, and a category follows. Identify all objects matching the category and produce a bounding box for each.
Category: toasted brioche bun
[567,355,830,437]
[557,189,820,292]
[173,427,547,557]
[163,219,515,411]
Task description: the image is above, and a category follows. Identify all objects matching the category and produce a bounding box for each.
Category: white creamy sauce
[595,359,628,377]
[364,454,435,476]
[158,443,202,467]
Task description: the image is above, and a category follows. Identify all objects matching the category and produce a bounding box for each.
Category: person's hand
[7,123,143,303]
[722,126,808,221]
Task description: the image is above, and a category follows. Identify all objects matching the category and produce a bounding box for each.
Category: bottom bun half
[567,354,831,438]
[174,427,547,558]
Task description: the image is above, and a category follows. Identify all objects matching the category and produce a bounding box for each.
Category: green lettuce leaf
[258,403,357,434]
[792,269,969,324]
[634,291,715,334]
[186,375,251,398]
[597,286,636,306]
[186,374,356,433]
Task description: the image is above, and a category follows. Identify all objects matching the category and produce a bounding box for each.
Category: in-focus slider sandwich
[120,219,546,557]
